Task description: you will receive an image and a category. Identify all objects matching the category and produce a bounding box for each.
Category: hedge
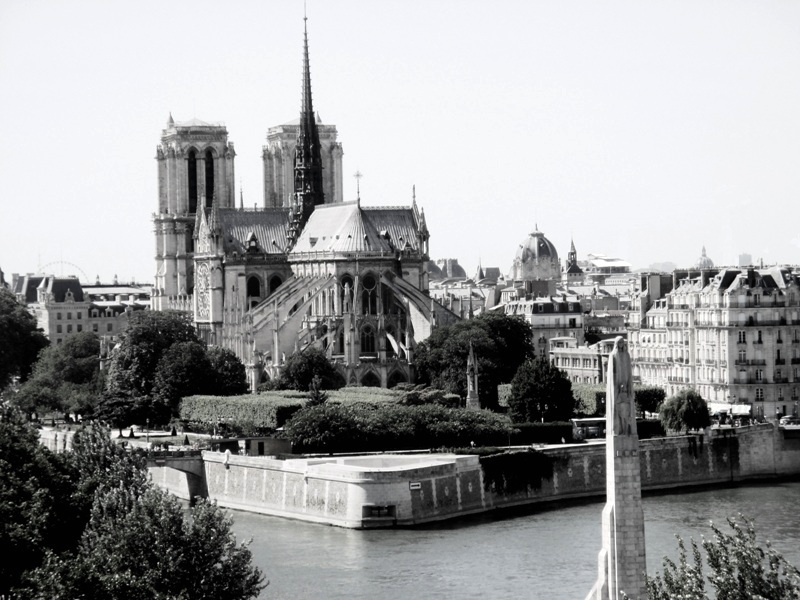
[180,394,304,434]
[286,403,514,453]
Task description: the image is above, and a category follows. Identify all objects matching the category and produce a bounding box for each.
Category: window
[77,312,82,320]
[77,324,82,332]
[738,331,746,343]
[756,369,763,381]
[360,325,375,353]
[67,312,72,320]
[107,323,113,332]
[757,330,763,343]
[738,349,746,363]
[57,312,62,320]
[756,388,764,401]
[92,324,98,332]
[754,295,760,306]
[57,325,62,333]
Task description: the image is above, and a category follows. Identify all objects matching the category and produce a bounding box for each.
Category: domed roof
[509,225,561,282]
[514,227,559,265]
[695,246,714,269]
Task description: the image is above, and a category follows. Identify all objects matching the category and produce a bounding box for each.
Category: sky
[1,0,799,284]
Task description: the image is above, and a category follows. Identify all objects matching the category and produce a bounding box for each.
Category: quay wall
[150,424,800,528]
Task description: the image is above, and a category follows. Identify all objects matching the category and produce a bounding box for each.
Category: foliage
[636,385,667,417]
[0,287,49,389]
[572,384,606,417]
[497,383,512,408]
[286,403,514,453]
[104,310,198,399]
[660,389,712,433]
[28,489,265,600]
[180,394,305,432]
[479,449,563,495]
[0,402,75,593]
[508,422,574,445]
[207,346,248,396]
[645,515,800,600]
[508,355,575,423]
[396,385,461,408]
[151,341,213,414]
[415,313,536,409]
[306,375,329,407]
[14,332,103,417]
[0,410,266,599]
[278,347,346,391]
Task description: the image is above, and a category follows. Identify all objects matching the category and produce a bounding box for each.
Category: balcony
[775,359,786,365]
[792,358,800,365]
[774,377,789,383]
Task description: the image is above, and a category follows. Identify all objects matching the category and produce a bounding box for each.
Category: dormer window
[246,231,259,253]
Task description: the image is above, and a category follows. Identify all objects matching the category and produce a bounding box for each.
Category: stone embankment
[147,423,800,528]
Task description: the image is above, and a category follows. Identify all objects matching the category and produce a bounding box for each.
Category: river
[229,481,800,600]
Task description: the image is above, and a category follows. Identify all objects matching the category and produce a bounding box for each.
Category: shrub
[180,394,304,434]
[572,384,605,417]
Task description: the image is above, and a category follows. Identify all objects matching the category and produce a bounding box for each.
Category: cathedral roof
[291,202,420,255]
[173,117,222,128]
[218,208,291,255]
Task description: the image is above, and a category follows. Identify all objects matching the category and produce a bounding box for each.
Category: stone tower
[153,116,236,309]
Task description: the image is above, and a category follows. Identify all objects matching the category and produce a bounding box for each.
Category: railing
[791,358,800,364]
[776,359,786,365]
[774,377,789,383]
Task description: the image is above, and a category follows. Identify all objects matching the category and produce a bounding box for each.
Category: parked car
[779,416,800,426]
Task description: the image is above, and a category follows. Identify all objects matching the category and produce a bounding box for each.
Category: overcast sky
[2,0,799,284]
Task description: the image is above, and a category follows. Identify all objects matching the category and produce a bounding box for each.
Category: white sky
[1,0,799,284]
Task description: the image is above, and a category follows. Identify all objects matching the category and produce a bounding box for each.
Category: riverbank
[148,423,800,528]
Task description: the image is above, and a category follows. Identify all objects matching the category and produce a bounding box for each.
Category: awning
[709,403,751,416]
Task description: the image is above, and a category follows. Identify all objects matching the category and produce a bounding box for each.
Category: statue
[606,337,634,436]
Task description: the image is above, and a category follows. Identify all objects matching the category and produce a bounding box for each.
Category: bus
[571,417,606,440]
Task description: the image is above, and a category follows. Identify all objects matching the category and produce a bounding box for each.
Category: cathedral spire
[293,15,325,228]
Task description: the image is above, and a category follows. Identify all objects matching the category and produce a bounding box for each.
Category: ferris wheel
[38,261,90,284]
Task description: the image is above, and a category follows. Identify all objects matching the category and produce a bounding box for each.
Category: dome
[695,246,714,269]
[509,226,561,282]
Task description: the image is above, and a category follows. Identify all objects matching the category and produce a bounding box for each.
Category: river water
[229,481,800,600]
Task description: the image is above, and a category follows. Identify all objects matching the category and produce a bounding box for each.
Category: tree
[660,389,711,433]
[104,311,199,399]
[0,402,75,594]
[508,355,575,423]
[645,515,800,599]
[415,313,535,409]
[151,341,213,415]
[635,386,666,418]
[207,346,248,395]
[278,347,345,391]
[14,332,103,418]
[306,375,329,407]
[0,287,48,389]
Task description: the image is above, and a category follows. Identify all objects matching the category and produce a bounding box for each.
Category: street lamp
[146,418,150,445]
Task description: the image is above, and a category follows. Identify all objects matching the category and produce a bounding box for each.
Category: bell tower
[153,115,236,310]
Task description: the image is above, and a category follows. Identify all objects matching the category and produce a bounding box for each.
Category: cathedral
[152,20,457,389]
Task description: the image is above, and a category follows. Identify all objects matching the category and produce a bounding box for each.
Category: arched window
[387,371,406,388]
[269,275,283,295]
[361,325,376,354]
[187,149,198,213]
[340,275,354,313]
[361,371,380,387]
[204,149,214,208]
[362,274,377,315]
[246,276,262,309]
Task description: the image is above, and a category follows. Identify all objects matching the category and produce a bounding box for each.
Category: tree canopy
[414,313,536,409]
[645,515,800,599]
[508,355,575,423]
[0,287,48,389]
[14,331,103,418]
[207,346,249,396]
[659,389,711,433]
[278,347,345,391]
[0,403,266,599]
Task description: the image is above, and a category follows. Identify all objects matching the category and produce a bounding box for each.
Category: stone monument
[587,336,647,600]
[466,341,480,410]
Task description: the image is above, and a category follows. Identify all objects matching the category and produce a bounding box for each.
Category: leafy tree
[0,287,48,389]
[635,386,666,418]
[278,347,345,391]
[508,355,575,423]
[14,332,103,418]
[415,313,535,409]
[660,389,711,433]
[151,340,212,414]
[207,346,248,395]
[645,515,800,600]
[104,311,198,399]
[0,402,75,594]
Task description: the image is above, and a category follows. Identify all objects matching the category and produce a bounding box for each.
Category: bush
[285,403,513,453]
[572,384,605,416]
[180,394,305,434]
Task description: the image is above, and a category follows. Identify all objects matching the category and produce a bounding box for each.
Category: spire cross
[354,171,363,201]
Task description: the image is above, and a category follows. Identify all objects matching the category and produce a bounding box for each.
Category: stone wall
[149,424,800,528]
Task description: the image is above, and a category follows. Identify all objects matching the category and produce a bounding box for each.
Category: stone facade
[628,267,800,421]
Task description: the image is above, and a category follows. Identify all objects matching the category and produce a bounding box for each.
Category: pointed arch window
[204,149,214,208]
[361,325,376,354]
[188,149,198,213]
[268,275,283,295]
[246,276,262,309]
[362,274,377,315]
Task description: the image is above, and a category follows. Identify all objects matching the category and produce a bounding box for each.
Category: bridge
[144,449,208,501]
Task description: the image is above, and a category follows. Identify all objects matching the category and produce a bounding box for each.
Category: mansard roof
[37,276,85,303]
[291,202,420,255]
[218,208,291,255]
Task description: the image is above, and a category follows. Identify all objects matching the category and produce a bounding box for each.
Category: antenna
[354,170,363,203]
